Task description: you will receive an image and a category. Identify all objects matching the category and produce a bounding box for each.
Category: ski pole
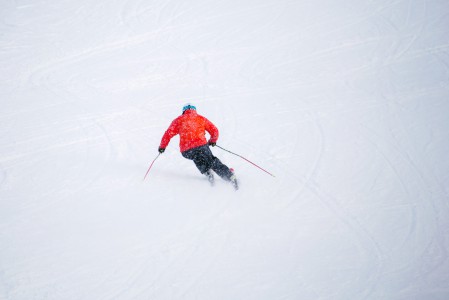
[216,145,275,177]
[143,153,161,181]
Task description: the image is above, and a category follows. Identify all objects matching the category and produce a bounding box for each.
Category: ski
[204,169,238,190]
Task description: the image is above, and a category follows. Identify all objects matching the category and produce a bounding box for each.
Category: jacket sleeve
[204,118,219,143]
[159,119,179,149]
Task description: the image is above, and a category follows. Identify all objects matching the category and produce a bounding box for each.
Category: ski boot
[229,168,238,191]
[205,170,215,186]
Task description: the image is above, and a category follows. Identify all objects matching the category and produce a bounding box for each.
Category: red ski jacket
[159,109,219,153]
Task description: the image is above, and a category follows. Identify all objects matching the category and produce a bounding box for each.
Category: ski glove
[208,141,216,147]
[158,147,165,153]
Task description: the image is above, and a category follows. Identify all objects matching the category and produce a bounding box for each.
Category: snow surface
[1,0,449,299]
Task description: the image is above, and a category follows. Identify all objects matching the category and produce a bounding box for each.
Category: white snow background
[1,0,449,299]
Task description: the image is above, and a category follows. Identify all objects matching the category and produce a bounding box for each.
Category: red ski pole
[216,145,275,177]
[143,153,161,181]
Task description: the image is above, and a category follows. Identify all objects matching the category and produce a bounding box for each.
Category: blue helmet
[182,103,196,113]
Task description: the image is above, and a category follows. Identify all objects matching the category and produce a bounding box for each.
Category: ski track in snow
[1,0,449,299]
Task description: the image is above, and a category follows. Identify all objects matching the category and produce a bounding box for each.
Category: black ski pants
[182,144,233,181]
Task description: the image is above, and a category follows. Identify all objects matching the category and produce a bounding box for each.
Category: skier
[158,104,238,189]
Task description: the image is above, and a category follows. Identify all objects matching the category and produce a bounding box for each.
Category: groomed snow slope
[1,0,449,299]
